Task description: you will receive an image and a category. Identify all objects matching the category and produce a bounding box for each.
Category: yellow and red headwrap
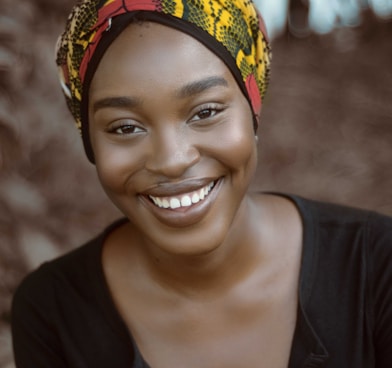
[56,0,271,162]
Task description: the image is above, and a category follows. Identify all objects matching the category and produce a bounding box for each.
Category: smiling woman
[88,21,258,253]
[10,1,392,368]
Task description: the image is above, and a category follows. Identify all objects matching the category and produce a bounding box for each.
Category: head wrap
[56,0,272,163]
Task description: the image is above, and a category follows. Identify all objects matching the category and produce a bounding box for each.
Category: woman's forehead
[90,22,233,95]
[99,21,217,61]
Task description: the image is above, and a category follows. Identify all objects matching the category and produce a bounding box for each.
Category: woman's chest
[121,280,299,368]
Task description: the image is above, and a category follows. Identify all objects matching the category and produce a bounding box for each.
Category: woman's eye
[108,123,144,135]
[191,106,222,122]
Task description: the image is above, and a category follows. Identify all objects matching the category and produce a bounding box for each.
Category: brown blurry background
[0,0,391,366]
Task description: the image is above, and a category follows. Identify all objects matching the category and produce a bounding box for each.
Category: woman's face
[88,21,258,256]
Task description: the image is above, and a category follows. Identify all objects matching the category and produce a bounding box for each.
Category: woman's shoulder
[282,193,392,299]
[263,192,392,263]
[274,192,392,231]
[11,218,134,367]
[13,218,128,306]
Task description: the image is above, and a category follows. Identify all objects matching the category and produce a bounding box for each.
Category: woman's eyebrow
[92,76,228,113]
[176,76,229,99]
[92,96,142,113]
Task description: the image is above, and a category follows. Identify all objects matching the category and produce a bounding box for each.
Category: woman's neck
[136,194,269,297]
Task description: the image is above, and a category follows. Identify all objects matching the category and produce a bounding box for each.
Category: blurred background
[0,0,391,366]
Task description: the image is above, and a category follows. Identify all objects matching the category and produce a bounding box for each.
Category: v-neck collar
[90,193,329,367]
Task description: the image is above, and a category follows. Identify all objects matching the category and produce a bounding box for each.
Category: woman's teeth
[149,182,215,210]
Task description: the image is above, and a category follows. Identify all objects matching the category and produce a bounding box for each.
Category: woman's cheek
[94,139,144,194]
[202,117,257,172]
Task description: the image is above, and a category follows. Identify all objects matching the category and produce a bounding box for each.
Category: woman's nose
[145,128,200,178]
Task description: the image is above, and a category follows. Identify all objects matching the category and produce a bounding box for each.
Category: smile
[148,181,215,210]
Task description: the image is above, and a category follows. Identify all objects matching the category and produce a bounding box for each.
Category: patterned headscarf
[56,0,271,162]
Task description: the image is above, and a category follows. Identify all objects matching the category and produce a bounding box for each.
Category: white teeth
[149,181,215,210]
[181,196,192,207]
[192,193,200,204]
[170,198,181,209]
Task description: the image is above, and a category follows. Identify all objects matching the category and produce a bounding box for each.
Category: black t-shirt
[11,195,392,367]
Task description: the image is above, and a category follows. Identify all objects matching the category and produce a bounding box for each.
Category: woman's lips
[139,178,222,228]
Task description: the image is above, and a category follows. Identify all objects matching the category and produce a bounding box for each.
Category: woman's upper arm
[11,268,67,368]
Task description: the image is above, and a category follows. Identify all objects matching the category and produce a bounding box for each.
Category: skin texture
[89,21,258,258]
[88,22,303,368]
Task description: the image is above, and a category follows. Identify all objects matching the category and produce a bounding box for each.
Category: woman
[11,0,392,367]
